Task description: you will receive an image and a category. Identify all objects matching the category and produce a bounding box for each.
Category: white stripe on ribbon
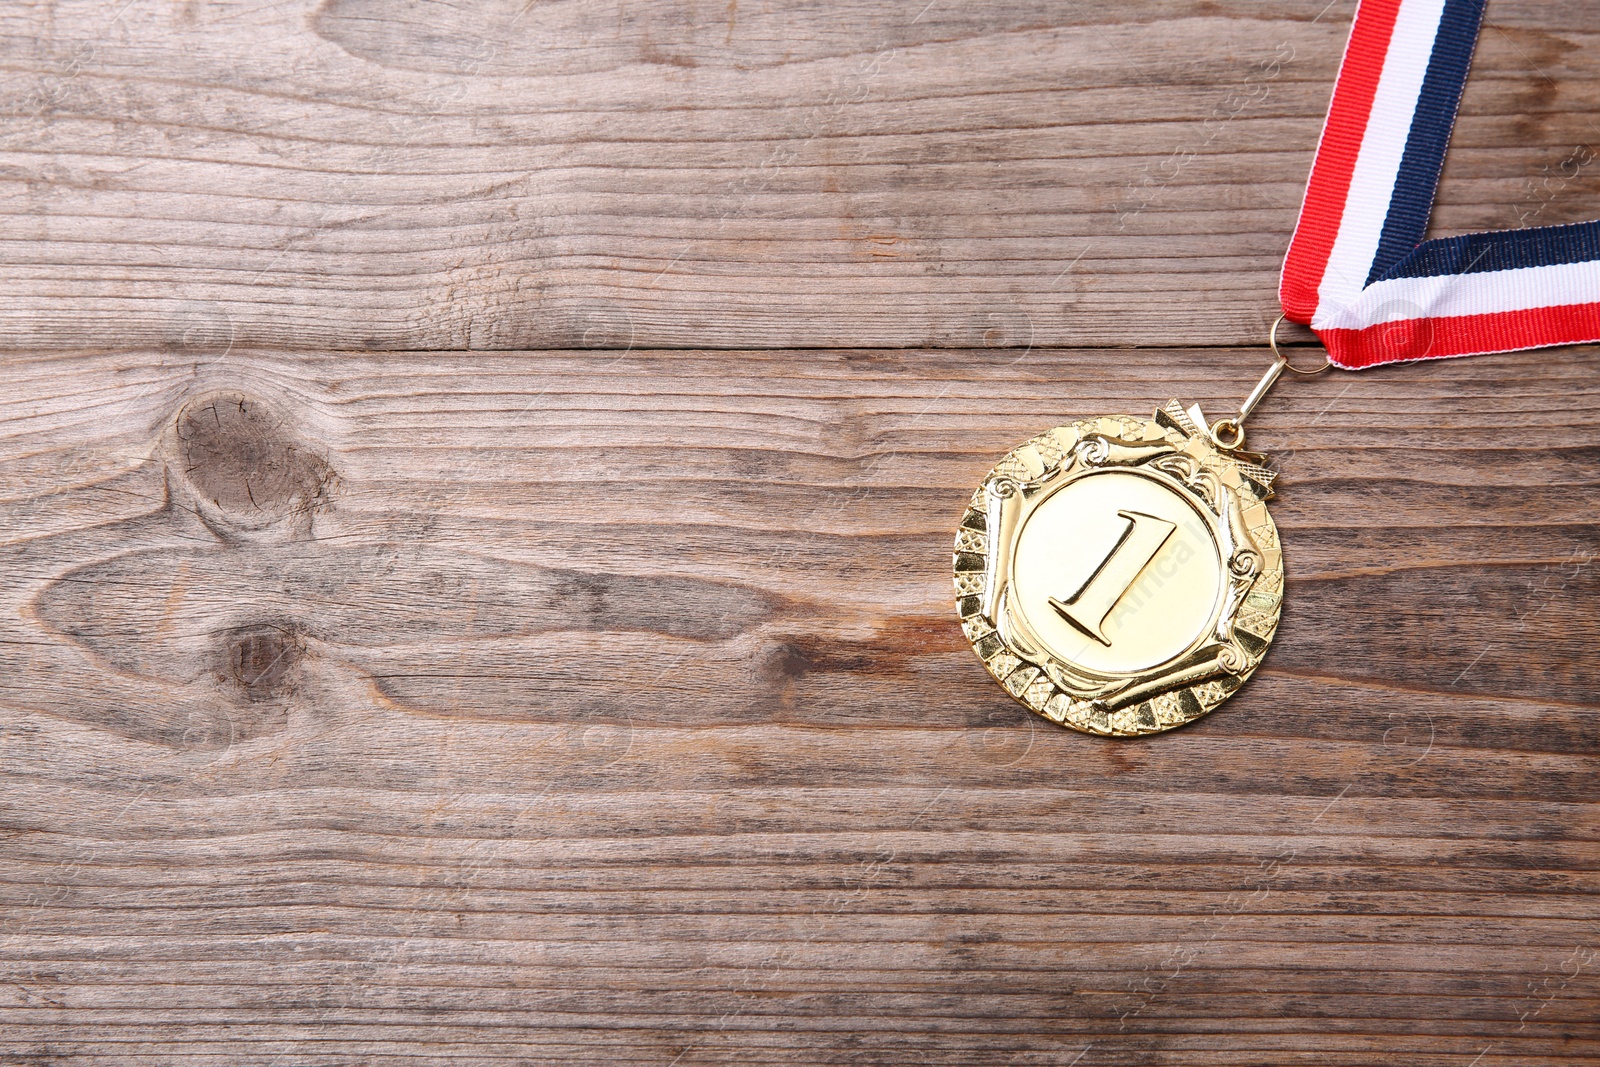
[1316,0,1447,316]
[1315,259,1600,330]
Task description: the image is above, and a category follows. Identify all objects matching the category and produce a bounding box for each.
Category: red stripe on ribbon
[1319,301,1600,368]
[1279,0,1404,323]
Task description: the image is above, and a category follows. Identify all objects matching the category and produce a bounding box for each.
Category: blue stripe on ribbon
[1379,219,1600,279]
[1364,0,1489,286]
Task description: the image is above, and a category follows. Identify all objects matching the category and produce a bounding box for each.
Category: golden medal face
[953,402,1283,737]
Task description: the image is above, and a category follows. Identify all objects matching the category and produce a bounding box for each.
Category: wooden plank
[0,1,1596,351]
[0,346,1596,1064]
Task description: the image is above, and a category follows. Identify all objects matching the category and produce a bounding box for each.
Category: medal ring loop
[1269,313,1333,375]
[1209,417,1245,450]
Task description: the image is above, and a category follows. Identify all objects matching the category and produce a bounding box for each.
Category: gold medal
[954,323,1325,736]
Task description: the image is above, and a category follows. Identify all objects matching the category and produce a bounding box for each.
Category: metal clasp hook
[1209,314,1332,449]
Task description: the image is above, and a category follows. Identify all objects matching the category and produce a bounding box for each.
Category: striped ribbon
[1280,0,1600,369]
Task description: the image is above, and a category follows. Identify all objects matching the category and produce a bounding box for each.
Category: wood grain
[5,0,1600,1061]
[1,346,1597,1064]
[0,0,1597,351]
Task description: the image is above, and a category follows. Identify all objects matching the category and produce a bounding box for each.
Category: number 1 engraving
[1050,510,1176,646]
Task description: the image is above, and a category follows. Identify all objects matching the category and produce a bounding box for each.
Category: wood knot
[170,393,333,541]
[222,623,304,703]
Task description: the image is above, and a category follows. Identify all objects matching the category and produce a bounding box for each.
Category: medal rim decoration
[955,0,1600,733]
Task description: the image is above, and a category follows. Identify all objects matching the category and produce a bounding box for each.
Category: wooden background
[1,1,1597,1064]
